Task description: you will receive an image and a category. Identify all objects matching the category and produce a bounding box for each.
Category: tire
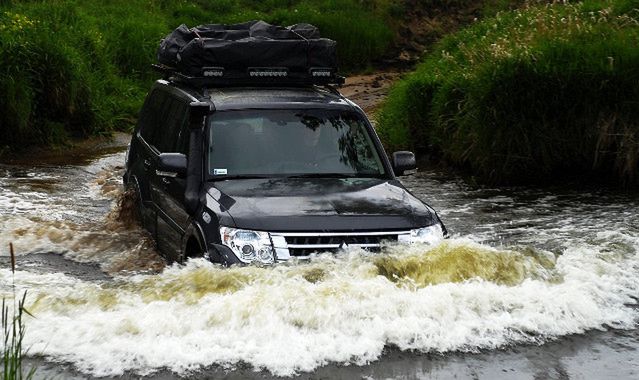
[183,236,205,262]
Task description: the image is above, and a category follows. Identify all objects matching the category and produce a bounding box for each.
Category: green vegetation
[0,0,398,150]
[378,0,639,185]
[2,293,35,380]
[2,244,35,380]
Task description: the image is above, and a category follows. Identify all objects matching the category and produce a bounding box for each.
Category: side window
[176,108,191,155]
[139,90,169,149]
[155,98,188,153]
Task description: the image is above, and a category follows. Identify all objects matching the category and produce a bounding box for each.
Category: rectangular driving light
[309,67,333,77]
[202,67,224,77]
[248,67,289,77]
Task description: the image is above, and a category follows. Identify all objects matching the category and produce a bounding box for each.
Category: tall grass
[377,0,639,185]
[0,0,397,151]
[2,294,34,380]
[2,244,35,380]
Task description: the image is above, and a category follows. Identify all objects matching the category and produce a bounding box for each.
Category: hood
[205,178,438,231]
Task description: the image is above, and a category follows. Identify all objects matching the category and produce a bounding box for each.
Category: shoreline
[0,132,130,166]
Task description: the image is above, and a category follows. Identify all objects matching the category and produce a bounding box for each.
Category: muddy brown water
[1,140,638,379]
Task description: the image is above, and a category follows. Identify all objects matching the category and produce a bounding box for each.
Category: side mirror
[157,153,187,178]
[392,151,416,176]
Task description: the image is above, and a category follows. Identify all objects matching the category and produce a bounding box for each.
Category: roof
[206,87,354,111]
[159,79,359,112]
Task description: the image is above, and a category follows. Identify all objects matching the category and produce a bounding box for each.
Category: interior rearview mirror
[392,151,416,176]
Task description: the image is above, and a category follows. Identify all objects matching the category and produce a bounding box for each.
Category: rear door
[135,88,171,236]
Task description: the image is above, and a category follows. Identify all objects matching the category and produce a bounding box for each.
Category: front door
[150,95,191,261]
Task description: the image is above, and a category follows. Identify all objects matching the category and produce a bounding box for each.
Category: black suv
[124,80,447,265]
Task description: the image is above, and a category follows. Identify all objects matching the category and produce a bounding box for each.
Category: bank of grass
[0,0,397,150]
[378,0,639,186]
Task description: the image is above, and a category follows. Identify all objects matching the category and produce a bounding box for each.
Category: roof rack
[152,64,345,87]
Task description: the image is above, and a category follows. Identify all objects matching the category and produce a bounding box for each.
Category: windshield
[207,109,388,178]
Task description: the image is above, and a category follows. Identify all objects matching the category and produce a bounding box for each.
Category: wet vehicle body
[124,80,447,265]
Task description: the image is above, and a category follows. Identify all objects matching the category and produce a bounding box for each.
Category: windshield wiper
[285,173,362,179]
[209,175,272,181]
[210,173,382,181]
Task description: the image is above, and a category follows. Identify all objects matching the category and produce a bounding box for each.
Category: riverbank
[0,0,527,155]
[0,132,131,166]
[0,0,398,152]
[378,0,639,186]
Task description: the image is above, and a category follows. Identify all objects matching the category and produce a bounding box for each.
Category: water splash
[0,237,636,377]
[376,240,557,287]
[0,151,165,274]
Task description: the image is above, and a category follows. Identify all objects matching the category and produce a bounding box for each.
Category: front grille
[270,231,410,259]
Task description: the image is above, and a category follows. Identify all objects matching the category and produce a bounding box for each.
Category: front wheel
[184,236,205,262]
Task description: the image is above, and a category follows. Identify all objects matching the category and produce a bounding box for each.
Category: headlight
[220,226,274,264]
[398,224,444,245]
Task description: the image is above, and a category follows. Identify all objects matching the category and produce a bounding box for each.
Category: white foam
[2,236,637,377]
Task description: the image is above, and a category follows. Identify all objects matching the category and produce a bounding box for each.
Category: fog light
[398,224,444,245]
[257,248,273,263]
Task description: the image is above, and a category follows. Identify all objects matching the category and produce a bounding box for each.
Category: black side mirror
[157,153,187,178]
[392,151,416,176]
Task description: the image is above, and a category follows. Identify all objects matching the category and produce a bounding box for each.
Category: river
[0,142,637,379]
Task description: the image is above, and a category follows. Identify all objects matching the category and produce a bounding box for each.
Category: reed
[1,244,35,380]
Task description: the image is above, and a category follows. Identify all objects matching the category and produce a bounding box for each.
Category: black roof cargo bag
[158,20,337,78]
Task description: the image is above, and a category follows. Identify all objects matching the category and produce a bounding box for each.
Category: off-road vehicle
[123,21,447,265]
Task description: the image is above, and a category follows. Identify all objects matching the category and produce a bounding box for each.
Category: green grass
[377,0,639,185]
[0,0,397,151]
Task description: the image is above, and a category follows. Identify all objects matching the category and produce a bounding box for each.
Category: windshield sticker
[213,169,228,175]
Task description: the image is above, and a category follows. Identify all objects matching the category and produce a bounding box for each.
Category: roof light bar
[152,64,344,86]
[248,67,289,77]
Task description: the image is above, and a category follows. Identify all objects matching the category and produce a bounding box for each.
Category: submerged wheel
[183,236,205,262]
